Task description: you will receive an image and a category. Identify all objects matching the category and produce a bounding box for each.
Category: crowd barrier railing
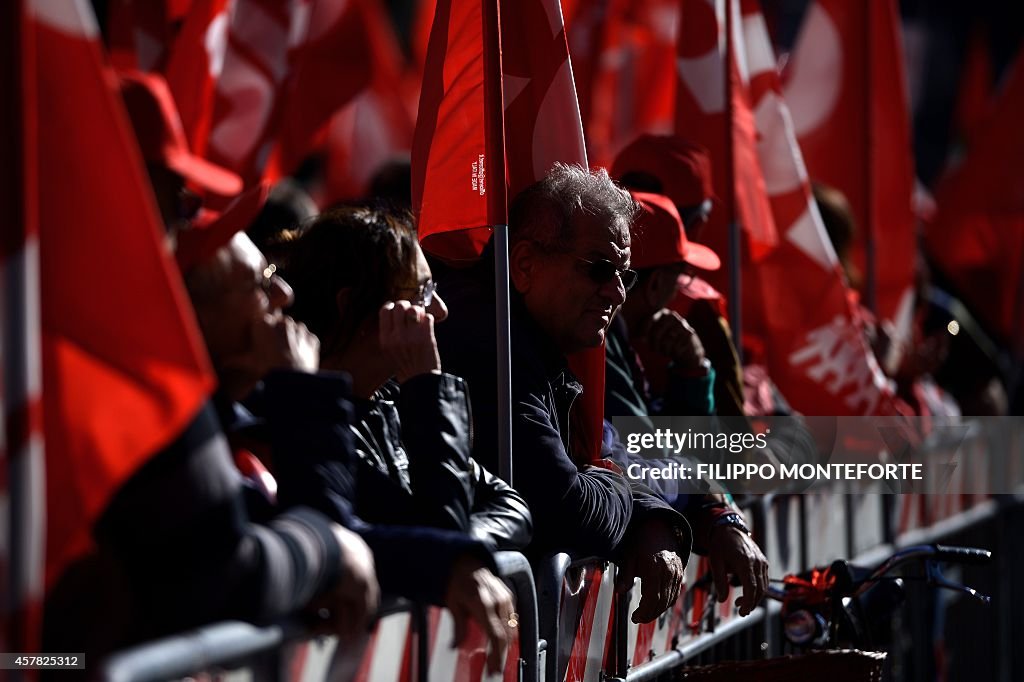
[98,419,1024,682]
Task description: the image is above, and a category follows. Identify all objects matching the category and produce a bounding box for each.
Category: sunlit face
[191,232,294,364]
[391,245,448,323]
[519,214,631,354]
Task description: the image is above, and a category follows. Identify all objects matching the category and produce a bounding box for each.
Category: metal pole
[1008,249,1024,408]
[494,225,513,485]
[724,0,743,361]
[863,0,877,314]
[482,0,510,484]
[728,221,742,363]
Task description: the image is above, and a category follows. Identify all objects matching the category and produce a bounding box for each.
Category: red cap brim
[175,182,269,272]
[684,242,721,271]
[165,147,244,198]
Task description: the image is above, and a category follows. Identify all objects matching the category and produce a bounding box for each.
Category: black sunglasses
[574,256,638,292]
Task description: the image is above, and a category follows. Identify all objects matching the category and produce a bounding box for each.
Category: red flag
[952,27,996,148]
[106,0,179,71]
[783,0,916,330]
[320,86,416,205]
[564,0,607,138]
[413,0,605,459]
[200,0,303,185]
[675,0,777,264]
[3,0,43,653]
[584,0,680,167]
[276,0,416,203]
[30,0,216,588]
[925,53,1024,347]
[676,0,898,415]
[500,0,589,197]
[275,0,409,179]
[163,0,231,156]
[411,0,506,263]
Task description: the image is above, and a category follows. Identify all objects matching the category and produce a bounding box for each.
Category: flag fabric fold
[411,0,505,263]
[676,0,899,415]
[3,0,44,654]
[579,0,681,167]
[925,52,1024,349]
[675,0,777,263]
[783,0,916,328]
[30,0,216,589]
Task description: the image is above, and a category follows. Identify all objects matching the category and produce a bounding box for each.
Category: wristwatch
[711,512,751,537]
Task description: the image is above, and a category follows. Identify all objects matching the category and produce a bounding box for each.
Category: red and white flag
[3,0,44,654]
[106,0,183,71]
[275,0,409,177]
[163,0,231,156]
[783,0,916,329]
[204,0,299,184]
[29,0,216,595]
[182,0,305,186]
[675,0,777,264]
[275,0,416,203]
[676,0,898,415]
[413,0,606,459]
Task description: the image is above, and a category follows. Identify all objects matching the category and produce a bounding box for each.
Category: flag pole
[863,0,877,314]
[725,0,743,362]
[483,0,513,485]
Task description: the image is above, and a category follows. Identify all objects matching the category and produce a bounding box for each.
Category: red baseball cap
[628,191,720,271]
[612,135,715,210]
[175,182,269,272]
[119,71,243,197]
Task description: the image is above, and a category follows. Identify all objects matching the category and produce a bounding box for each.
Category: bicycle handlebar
[932,544,992,565]
[765,543,992,603]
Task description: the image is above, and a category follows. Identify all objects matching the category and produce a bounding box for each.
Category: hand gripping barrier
[99,551,538,682]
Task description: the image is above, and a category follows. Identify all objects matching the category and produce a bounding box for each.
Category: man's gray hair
[508,163,639,251]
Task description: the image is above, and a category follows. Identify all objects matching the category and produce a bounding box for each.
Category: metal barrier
[99,551,539,682]
[99,420,1024,682]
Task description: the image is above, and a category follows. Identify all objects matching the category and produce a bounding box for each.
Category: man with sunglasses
[437,164,695,624]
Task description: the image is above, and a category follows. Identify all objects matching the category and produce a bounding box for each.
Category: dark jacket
[435,259,692,560]
[347,373,532,550]
[250,370,521,601]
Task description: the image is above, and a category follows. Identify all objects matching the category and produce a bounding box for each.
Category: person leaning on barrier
[41,76,378,668]
[436,164,695,623]
[179,202,517,673]
[280,206,533,551]
[117,67,505,663]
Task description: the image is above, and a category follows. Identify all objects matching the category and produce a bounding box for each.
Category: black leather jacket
[348,372,533,550]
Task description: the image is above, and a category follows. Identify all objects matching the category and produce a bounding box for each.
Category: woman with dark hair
[282,206,533,550]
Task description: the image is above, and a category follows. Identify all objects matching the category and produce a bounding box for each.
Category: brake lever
[926,562,992,604]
